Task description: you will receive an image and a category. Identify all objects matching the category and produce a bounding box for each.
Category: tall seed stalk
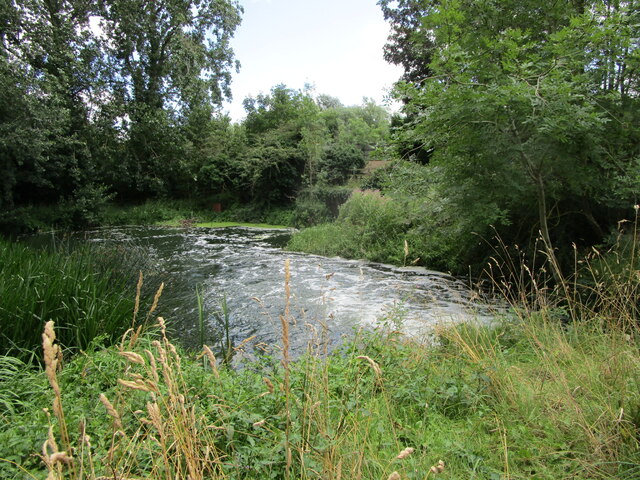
[281,259,292,478]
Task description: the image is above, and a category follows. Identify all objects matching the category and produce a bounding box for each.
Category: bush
[291,185,351,227]
[58,183,116,228]
[0,207,45,236]
[289,189,416,264]
[289,160,509,273]
[318,142,366,185]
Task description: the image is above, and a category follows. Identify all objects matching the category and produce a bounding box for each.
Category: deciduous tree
[385,0,640,273]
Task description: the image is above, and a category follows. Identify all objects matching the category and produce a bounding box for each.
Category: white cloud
[222,0,403,121]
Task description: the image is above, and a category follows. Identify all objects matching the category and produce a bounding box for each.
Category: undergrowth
[0,214,638,479]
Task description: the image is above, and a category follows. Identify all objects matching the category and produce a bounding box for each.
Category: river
[66,226,490,356]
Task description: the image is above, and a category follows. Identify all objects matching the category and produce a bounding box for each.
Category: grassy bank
[102,200,295,229]
[1,309,638,479]
[0,239,150,359]
[157,219,290,229]
[287,187,457,271]
[0,199,296,235]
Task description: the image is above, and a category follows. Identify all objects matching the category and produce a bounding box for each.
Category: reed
[0,239,139,359]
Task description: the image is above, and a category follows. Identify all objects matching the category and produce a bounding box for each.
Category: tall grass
[288,189,414,264]
[18,299,638,479]
[1,219,639,479]
[0,239,138,358]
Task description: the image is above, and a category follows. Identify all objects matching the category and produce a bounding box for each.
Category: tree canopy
[383,0,640,271]
[0,0,243,212]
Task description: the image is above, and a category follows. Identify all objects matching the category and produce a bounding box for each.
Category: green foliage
[289,188,418,265]
[319,142,365,185]
[0,0,244,221]
[384,0,640,273]
[291,185,352,227]
[1,1,390,231]
[289,161,484,271]
[0,240,141,359]
[237,86,391,207]
[1,308,639,479]
[58,184,116,229]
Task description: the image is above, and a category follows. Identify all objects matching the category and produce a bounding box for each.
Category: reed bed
[0,239,140,359]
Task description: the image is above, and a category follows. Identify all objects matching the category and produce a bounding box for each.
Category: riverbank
[1,209,638,479]
[157,219,290,229]
[1,307,638,479]
[0,199,296,236]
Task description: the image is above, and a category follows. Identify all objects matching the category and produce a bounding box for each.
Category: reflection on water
[40,226,493,354]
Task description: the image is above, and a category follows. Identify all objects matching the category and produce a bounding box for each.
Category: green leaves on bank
[0,240,141,359]
[381,0,640,274]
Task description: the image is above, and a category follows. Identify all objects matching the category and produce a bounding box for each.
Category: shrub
[291,185,351,227]
[289,188,430,265]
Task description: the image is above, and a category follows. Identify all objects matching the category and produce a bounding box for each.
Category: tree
[240,85,318,204]
[317,100,390,184]
[0,0,104,210]
[385,0,640,273]
[100,0,243,197]
[378,0,436,86]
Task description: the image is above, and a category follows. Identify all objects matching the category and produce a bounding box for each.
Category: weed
[1,228,639,479]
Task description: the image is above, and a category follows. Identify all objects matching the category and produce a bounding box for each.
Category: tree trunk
[533,169,564,284]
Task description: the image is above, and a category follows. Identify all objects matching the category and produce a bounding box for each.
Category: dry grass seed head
[396,447,414,460]
[148,284,165,320]
[357,355,382,378]
[42,425,73,476]
[146,401,164,433]
[117,378,158,393]
[263,376,274,394]
[99,393,123,430]
[42,321,61,394]
[429,459,445,474]
[145,348,160,383]
[42,425,59,460]
[119,351,145,365]
[133,271,143,318]
[49,452,72,465]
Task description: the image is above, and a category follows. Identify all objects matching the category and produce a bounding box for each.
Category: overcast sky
[222,0,403,121]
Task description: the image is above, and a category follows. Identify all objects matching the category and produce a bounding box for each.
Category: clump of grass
[287,189,413,264]
[0,239,143,359]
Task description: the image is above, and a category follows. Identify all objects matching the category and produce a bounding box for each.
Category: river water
[74,226,490,355]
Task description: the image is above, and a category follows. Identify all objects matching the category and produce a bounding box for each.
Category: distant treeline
[0,0,391,232]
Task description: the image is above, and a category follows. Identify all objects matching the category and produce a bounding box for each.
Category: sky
[222,0,404,121]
